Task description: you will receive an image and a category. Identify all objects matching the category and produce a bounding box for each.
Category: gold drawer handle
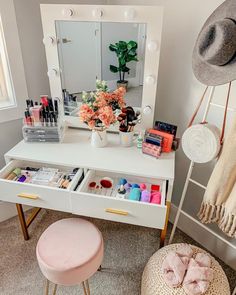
[105,208,128,216]
[17,193,39,200]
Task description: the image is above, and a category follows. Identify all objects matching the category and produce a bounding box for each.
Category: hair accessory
[124,183,132,192]
[192,0,236,86]
[151,184,160,192]
[118,178,127,186]
[150,191,161,204]
[129,188,141,201]
[140,183,147,191]
[141,190,151,202]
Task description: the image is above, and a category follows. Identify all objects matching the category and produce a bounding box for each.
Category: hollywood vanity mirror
[41,5,163,130]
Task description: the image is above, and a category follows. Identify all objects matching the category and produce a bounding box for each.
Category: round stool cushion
[141,243,230,295]
[36,218,104,286]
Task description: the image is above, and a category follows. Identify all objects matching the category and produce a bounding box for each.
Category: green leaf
[109,44,117,52]
[126,55,138,62]
[118,41,127,51]
[121,66,130,73]
[110,65,118,73]
[128,49,137,56]
[119,56,126,66]
[127,40,138,50]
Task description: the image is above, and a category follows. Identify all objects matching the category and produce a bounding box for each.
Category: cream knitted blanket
[198,115,236,238]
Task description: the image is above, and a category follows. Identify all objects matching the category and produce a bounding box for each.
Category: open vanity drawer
[71,170,167,229]
[0,160,83,212]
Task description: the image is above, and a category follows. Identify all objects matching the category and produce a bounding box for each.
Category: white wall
[102,22,139,81]
[108,0,236,261]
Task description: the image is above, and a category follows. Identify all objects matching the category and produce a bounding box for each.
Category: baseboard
[0,201,30,222]
[170,204,236,270]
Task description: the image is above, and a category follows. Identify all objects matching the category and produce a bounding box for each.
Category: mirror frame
[40,4,163,130]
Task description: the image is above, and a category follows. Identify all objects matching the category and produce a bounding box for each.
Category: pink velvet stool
[36,218,104,295]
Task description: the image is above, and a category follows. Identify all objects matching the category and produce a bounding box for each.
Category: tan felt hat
[193,0,236,86]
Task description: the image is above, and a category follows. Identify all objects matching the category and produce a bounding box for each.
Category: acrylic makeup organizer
[22,117,65,143]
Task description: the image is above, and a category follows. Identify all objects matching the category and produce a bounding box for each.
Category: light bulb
[47,69,57,77]
[146,75,156,85]
[124,8,136,20]
[143,106,152,115]
[92,8,103,18]
[148,41,159,52]
[62,8,74,17]
[43,36,54,46]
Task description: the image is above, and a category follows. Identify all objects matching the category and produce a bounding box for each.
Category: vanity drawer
[71,170,167,229]
[0,160,83,212]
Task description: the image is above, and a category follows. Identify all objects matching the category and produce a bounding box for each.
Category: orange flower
[98,106,116,127]
[79,104,95,122]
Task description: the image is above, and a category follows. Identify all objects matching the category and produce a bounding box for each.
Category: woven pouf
[141,243,230,295]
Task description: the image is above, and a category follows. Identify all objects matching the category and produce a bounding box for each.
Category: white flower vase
[91,129,107,148]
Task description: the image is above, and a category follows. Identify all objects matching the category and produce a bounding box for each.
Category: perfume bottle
[137,131,143,149]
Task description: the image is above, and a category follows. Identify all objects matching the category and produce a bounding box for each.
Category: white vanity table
[0,4,174,246]
[1,128,175,246]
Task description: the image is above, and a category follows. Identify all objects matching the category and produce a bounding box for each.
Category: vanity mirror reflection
[41,5,163,130]
[56,21,146,116]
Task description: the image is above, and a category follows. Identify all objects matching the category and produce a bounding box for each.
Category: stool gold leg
[52,284,57,295]
[45,279,49,295]
[85,280,90,295]
[82,281,88,295]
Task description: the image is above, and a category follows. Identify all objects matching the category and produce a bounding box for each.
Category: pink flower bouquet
[79,80,126,130]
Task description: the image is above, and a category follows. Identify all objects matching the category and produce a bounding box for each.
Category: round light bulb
[43,36,54,46]
[92,8,103,18]
[61,8,74,17]
[146,75,156,85]
[47,69,58,77]
[143,105,152,115]
[148,40,159,52]
[124,8,136,20]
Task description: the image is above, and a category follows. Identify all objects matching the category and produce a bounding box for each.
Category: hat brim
[192,0,236,86]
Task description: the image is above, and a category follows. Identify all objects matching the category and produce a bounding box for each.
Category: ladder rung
[210,102,236,112]
[189,178,207,190]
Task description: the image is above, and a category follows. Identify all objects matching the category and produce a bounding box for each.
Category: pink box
[142,142,162,158]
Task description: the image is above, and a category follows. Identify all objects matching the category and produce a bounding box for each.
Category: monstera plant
[109,40,138,90]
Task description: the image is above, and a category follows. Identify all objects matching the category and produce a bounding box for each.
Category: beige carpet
[0,209,235,295]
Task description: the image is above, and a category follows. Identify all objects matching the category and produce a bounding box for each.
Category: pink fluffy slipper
[183,253,214,295]
[162,244,193,287]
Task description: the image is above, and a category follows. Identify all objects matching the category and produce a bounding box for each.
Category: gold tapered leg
[16,204,29,240]
[82,281,88,295]
[52,284,57,295]
[16,204,41,240]
[160,201,171,248]
[45,279,49,295]
[85,280,90,295]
